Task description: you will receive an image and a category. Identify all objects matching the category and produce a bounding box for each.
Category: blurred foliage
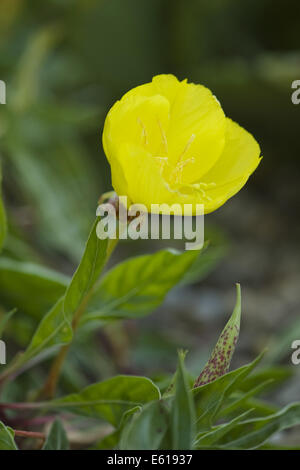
[0,0,299,449]
[0,0,299,261]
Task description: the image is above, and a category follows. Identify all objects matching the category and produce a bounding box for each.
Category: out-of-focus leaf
[194,284,241,387]
[240,398,279,418]
[4,144,90,260]
[0,164,7,252]
[3,232,42,263]
[5,25,101,260]
[42,419,69,450]
[0,257,69,318]
[238,366,293,393]
[50,376,160,427]
[120,401,169,450]
[82,249,200,323]
[0,421,17,450]
[217,403,300,449]
[12,26,60,111]
[171,351,196,450]
[180,239,227,285]
[266,317,300,363]
[0,308,16,338]
[63,218,108,322]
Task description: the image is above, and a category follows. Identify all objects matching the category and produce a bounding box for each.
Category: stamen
[177,133,196,163]
[193,182,216,190]
[154,156,169,175]
[170,156,196,184]
[157,119,168,154]
[168,133,197,184]
[190,182,216,202]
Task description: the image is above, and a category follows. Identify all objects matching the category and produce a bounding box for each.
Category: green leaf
[196,409,253,447]
[0,258,69,318]
[120,400,169,450]
[93,406,140,450]
[171,351,196,450]
[14,218,109,367]
[0,421,18,450]
[238,366,292,394]
[237,398,278,418]
[23,297,72,363]
[194,283,241,387]
[218,379,274,418]
[42,419,69,450]
[82,249,199,323]
[63,218,109,322]
[0,165,7,253]
[217,402,300,449]
[50,376,160,427]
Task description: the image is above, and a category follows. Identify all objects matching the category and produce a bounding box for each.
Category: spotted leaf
[194,284,241,387]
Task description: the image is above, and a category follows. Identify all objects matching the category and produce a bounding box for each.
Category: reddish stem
[0,402,43,410]
[14,430,45,440]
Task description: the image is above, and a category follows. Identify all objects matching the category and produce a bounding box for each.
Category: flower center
[137,119,215,199]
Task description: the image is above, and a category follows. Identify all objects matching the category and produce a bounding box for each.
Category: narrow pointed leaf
[218,403,300,449]
[42,419,69,450]
[24,297,72,362]
[196,409,253,447]
[194,284,241,388]
[63,218,108,322]
[171,351,196,450]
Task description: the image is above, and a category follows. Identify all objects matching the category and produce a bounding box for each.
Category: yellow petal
[112,143,172,210]
[201,118,261,186]
[167,118,261,214]
[121,74,181,104]
[103,93,170,160]
[166,80,226,184]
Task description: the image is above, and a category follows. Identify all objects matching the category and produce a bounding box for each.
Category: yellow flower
[102,74,261,214]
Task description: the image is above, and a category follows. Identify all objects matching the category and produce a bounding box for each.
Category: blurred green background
[0,0,300,443]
